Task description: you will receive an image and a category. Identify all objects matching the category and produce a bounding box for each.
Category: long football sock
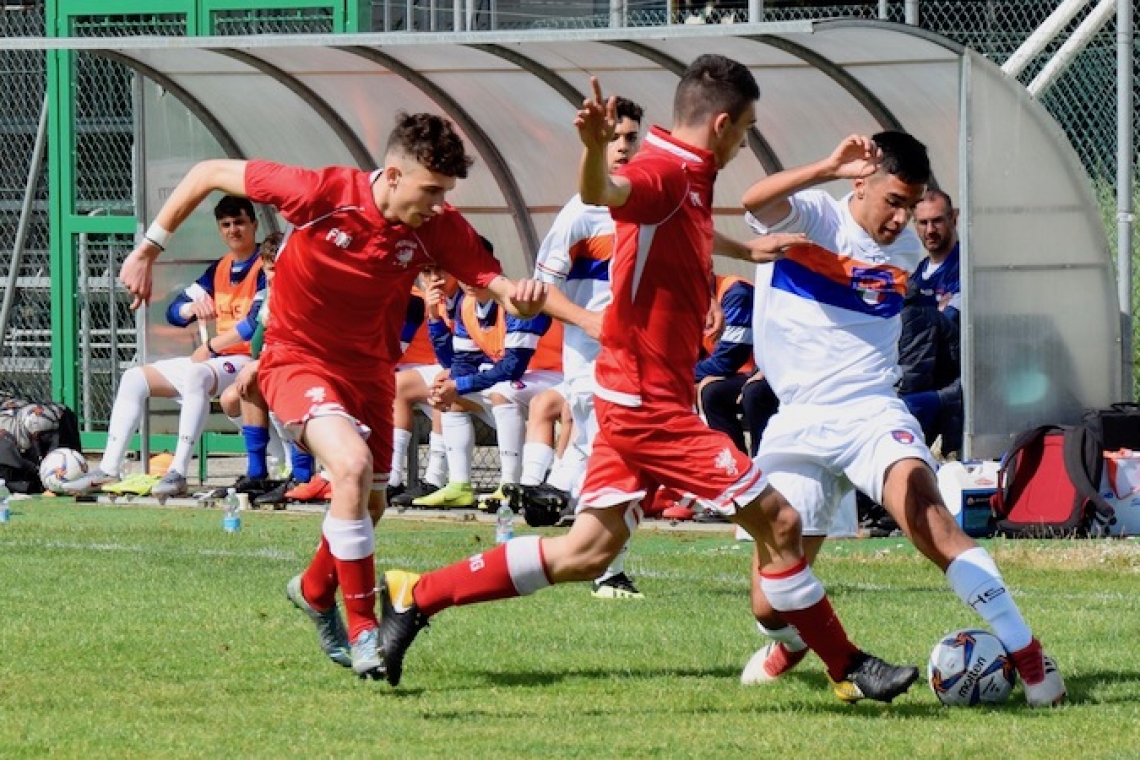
[242,425,270,479]
[761,560,859,681]
[100,366,150,474]
[290,446,314,484]
[301,535,339,610]
[425,432,447,487]
[413,535,550,617]
[946,546,1032,652]
[323,515,378,640]
[594,540,630,585]
[442,412,474,484]
[170,365,214,476]
[520,442,555,486]
[391,428,413,489]
[757,621,808,652]
[492,402,524,485]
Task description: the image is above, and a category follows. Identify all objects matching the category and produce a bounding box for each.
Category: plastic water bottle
[0,479,10,525]
[495,500,514,544]
[223,487,242,533]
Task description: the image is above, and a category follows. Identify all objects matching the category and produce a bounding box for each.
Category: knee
[118,366,150,400]
[219,386,240,417]
[325,445,373,487]
[184,364,215,397]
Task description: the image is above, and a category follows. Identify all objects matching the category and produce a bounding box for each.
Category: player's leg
[489,391,525,497]
[391,366,434,493]
[740,374,779,457]
[876,451,1065,706]
[519,386,565,486]
[378,436,641,687]
[699,374,748,453]
[412,399,477,508]
[63,362,175,493]
[261,352,386,678]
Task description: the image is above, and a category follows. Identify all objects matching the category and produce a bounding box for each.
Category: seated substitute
[66,195,267,498]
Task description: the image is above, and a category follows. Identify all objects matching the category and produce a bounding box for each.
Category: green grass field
[3,499,1140,759]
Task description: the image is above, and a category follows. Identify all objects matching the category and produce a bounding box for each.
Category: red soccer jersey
[593,127,718,408]
[244,160,502,370]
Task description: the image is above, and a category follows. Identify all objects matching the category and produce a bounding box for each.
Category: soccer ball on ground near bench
[39,447,89,492]
[928,628,1016,706]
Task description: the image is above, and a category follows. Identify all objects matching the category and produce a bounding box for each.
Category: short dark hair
[674,54,759,127]
[920,187,954,210]
[259,231,284,263]
[872,131,931,186]
[614,96,644,125]
[386,111,474,179]
[214,195,256,221]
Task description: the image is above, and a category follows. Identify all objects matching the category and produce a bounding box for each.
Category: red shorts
[580,398,767,514]
[258,345,395,476]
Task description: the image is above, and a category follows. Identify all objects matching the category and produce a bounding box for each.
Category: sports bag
[1082,403,1140,451]
[990,424,1116,538]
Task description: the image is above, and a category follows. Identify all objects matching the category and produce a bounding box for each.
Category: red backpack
[990,425,1116,538]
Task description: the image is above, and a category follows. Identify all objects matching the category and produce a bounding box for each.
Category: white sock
[225,414,242,430]
[100,366,150,475]
[442,412,474,484]
[322,514,375,560]
[547,443,587,493]
[945,546,1032,652]
[425,432,447,487]
[170,364,214,476]
[756,621,808,652]
[520,442,555,486]
[492,403,524,485]
[594,540,630,585]
[391,428,412,489]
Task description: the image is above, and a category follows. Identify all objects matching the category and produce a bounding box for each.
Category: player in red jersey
[377,56,920,702]
[118,112,548,680]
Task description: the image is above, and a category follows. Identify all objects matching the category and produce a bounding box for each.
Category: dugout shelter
[16,18,1120,459]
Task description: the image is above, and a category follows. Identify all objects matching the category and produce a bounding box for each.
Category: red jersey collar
[644,126,715,167]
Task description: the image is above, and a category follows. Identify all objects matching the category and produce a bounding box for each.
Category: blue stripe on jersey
[772,258,904,318]
[567,256,610,283]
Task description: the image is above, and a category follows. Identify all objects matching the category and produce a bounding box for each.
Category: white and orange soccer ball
[39,447,89,492]
[928,628,1016,706]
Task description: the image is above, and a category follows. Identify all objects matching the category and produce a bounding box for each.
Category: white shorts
[463,370,564,427]
[756,394,935,536]
[151,355,252,399]
[401,363,445,420]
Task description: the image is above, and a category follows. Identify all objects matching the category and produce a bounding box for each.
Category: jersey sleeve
[244,160,334,226]
[431,212,503,289]
[610,160,688,226]
[533,199,582,284]
[745,189,834,241]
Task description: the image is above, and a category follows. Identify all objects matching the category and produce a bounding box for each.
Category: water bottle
[223,487,242,533]
[0,479,10,525]
[494,500,514,544]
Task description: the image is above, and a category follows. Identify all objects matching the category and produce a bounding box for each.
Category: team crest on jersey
[851,266,894,305]
[715,447,739,477]
[325,227,352,249]
[304,386,328,404]
[891,430,915,444]
[395,240,418,267]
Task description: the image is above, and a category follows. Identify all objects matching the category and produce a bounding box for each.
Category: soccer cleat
[477,485,508,511]
[741,642,810,685]
[60,468,119,495]
[285,475,332,502]
[350,626,386,680]
[661,503,696,521]
[253,479,295,509]
[1011,638,1066,707]
[379,570,430,687]
[390,481,444,508]
[150,470,189,499]
[101,472,162,496]
[829,652,920,704]
[411,482,474,508]
[591,572,645,599]
[285,574,351,668]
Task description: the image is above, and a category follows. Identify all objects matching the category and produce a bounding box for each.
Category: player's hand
[745,232,808,263]
[705,297,725,341]
[188,294,218,322]
[119,245,160,311]
[580,309,604,341]
[428,376,459,409]
[574,77,616,152]
[510,278,548,318]
[235,360,260,398]
[826,135,881,180]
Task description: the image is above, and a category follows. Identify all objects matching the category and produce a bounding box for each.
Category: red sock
[301,536,339,610]
[336,554,379,642]
[415,542,545,617]
[761,560,860,681]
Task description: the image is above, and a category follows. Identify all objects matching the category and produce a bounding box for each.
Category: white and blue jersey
[165,251,267,343]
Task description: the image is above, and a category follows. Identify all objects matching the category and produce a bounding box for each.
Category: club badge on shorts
[891,429,915,444]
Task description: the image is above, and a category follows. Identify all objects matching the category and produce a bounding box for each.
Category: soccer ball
[39,447,89,492]
[928,628,1016,706]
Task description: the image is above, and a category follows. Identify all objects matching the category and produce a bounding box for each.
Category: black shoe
[590,572,644,599]
[234,475,281,498]
[830,652,920,703]
[503,483,568,527]
[693,510,730,524]
[387,483,406,503]
[253,479,295,509]
[378,570,430,687]
[390,481,443,508]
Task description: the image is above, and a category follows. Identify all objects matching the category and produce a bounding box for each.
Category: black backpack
[990,425,1116,538]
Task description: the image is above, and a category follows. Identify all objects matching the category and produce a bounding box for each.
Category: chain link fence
[0,1,1135,485]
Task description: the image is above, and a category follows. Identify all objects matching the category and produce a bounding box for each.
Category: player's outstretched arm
[741,135,881,226]
[120,159,248,310]
[576,77,632,208]
[541,284,603,341]
[713,230,807,263]
[481,275,548,319]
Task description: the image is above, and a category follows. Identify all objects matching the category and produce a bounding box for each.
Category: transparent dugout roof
[16,20,1119,457]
